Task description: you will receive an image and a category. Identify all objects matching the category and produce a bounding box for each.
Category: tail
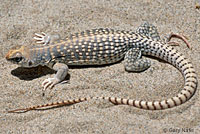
[8,42,198,113]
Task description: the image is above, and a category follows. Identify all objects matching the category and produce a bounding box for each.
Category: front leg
[34,32,60,45]
[42,63,69,90]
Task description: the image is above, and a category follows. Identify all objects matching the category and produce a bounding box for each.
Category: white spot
[102,38,107,41]
[105,42,109,45]
[105,46,109,49]
[99,43,103,47]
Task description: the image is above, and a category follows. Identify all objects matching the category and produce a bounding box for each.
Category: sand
[0,0,200,133]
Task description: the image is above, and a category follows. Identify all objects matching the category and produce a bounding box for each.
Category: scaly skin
[6,23,197,112]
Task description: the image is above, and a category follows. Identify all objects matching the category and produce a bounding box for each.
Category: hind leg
[136,21,161,41]
[123,48,151,72]
[137,22,191,49]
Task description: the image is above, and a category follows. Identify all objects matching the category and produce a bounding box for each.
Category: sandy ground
[0,0,200,133]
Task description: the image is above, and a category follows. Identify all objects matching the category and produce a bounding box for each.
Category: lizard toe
[42,78,60,90]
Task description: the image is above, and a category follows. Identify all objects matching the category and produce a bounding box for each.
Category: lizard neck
[28,45,54,67]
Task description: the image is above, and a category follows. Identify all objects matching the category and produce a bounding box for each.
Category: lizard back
[29,28,138,66]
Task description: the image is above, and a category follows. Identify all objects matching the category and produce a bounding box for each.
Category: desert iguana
[5,22,197,112]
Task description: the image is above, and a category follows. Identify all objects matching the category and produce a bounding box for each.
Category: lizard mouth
[5,52,11,60]
[6,55,23,64]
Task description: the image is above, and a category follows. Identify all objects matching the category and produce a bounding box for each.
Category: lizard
[5,22,197,113]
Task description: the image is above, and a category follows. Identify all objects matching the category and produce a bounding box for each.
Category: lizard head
[5,45,33,67]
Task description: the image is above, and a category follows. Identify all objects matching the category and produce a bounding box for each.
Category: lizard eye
[13,57,22,62]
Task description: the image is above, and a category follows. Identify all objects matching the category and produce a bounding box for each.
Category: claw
[43,82,51,90]
[35,33,46,37]
[167,41,180,46]
[49,83,55,89]
[60,80,69,84]
[41,32,46,36]
[33,36,43,41]
[42,78,59,91]
[42,78,52,90]
[36,41,45,44]
[34,32,50,45]
[167,33,191,49]
[42,78,49,86]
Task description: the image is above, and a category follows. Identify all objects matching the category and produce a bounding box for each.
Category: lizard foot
[34,32,60,45]
[34,32,50,45]
[166,33,191,49]
[42,77,60,90]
